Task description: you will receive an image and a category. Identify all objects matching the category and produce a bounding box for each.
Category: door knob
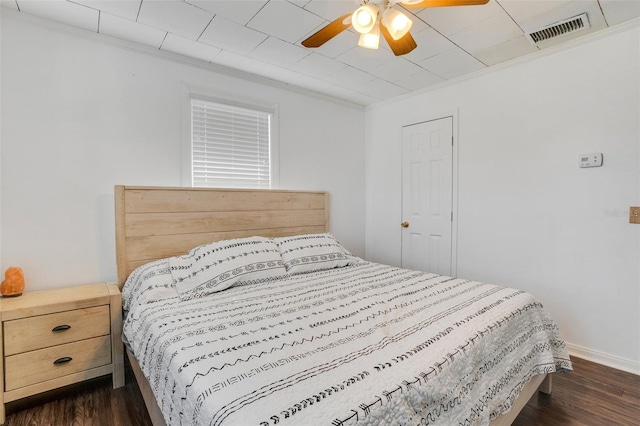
[401,221,409,228]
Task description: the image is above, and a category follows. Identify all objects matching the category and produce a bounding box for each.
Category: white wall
[0,6,3,270]
[0,12,365,290]
[365,24,640,372]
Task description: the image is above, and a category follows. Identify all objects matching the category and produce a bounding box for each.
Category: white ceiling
[2,0,639,105]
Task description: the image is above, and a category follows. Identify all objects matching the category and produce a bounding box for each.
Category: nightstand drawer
[4,335,112,391]
[3,305,110,356]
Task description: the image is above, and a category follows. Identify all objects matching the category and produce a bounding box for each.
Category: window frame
[181,83,279,189]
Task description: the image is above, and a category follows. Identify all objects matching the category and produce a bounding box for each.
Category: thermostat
[579,153,603,168]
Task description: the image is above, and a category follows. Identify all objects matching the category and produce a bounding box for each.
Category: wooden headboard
[114,186,328,287]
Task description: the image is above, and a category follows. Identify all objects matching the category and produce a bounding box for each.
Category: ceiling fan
[302,0,490,56]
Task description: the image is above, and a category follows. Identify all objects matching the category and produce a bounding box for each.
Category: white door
[401,117,453,275]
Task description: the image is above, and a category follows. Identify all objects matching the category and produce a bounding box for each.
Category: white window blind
[191,98,272,188]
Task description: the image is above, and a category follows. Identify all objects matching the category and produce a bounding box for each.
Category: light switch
[630,207,640,224]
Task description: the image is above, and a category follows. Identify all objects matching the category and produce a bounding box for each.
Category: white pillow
[122,259,179,311]
[169,236,286,300]
[273,233,354,275]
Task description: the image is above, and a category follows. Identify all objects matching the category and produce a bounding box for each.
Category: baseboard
[566,342,640,375]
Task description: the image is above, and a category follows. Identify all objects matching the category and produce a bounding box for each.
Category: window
[190,98,274,189]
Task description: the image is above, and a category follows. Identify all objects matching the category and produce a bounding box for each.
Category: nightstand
[0,283,124,423]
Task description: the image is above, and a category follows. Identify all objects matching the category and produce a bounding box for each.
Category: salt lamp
[1,266,25,297]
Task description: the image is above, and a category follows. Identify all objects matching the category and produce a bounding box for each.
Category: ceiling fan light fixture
[301,0,490,56]
[382,8,413,40]
[358,22,381,49]
[352,4,378,34]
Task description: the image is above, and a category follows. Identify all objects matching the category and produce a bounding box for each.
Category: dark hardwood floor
[512,357,640,426]
[4,366,152,426]
[4,356,639,425]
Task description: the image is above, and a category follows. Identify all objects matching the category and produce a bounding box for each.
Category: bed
[114,185,571,426]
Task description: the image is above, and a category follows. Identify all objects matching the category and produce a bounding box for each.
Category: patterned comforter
[122,259,571,426]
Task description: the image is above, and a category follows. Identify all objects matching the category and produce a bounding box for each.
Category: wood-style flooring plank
[4,366,151,426]
[4,356,638,425]
[513,356,640,426]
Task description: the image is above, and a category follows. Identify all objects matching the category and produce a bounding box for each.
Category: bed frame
[114,185,550,426]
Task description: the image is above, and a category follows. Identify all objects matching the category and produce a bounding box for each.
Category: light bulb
[356,10,372,27]
[358,23,380,49]
[382,8,413,40]
[391,14,410,32]
[352,4,378,34]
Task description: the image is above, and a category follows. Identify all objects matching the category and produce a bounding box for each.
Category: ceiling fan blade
[381,25,417,56]
[402,0,489,9]
[302,13,352,48]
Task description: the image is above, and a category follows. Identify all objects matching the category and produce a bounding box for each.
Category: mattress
[122,258,571,426]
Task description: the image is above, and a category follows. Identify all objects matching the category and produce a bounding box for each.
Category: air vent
[526,13,590,44]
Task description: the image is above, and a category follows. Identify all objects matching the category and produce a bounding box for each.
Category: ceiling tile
[418,47,485,79]
[248,36,310,67]
[16,0,99,32]
[247,0,325,43]
[496,0,573,24]
[600,0,640,26]
[99,12,166,49]
[336,45,396,72]
[288,0,311,8]
[248,60,310,84]
[326,65,376,87]
[302,0,355,21]
[72,0,141,21]
[403,27,458,62]
[473,35,538,66]
[353,78,410,100]
[417,0,503,36]
[213,49,339,98]
[1,0,19,10]
[137,0,213,40]
[289,52,348,78]
[160,33,220,62]
[212,49,271,73]
[255,65,375,106]
[448,11,523,53]
[395,69,444,91]
[199,15,268,55]
[445,61,486,79]
[368,57,424,82]
[310,81,378,105]
[185,0,267,26]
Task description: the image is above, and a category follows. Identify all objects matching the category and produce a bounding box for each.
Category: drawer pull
[52,325,71,332]
[53,357,73,365]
